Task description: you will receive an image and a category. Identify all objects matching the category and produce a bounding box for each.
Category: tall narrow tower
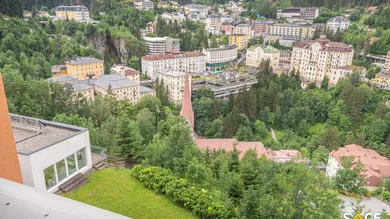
[180,71,194,128]
[0,73,23,183]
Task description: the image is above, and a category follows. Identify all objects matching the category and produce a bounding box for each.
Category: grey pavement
[341,195,390,214]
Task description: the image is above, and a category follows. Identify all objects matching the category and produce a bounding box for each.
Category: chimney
[0,73,23,183]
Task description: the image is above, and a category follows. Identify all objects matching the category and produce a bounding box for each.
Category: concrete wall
[18,130,92,192]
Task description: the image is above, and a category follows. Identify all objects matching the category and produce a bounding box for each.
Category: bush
[131,165,237,218]
[364,189,371,198]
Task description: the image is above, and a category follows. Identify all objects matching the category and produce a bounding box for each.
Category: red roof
[330,144,390,185]
[142,51,205,61]
[368,6,378,11]
[269,149,302,163]
[195,138,269,159]
[387,50,390,56]
[124,69,139,75]
[294,39,353,53]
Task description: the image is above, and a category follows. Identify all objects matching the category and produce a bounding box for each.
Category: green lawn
[63,168,197,219]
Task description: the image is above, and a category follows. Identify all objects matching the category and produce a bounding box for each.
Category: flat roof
[47,75,77,83]
[66,57,103,65]
[140,86,154,94]
[0,178,131,219]
[143,36,180,43]
[94,75,138,90]
[11,114,86,155]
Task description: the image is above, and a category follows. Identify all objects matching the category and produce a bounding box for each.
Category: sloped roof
[94,75,137,90]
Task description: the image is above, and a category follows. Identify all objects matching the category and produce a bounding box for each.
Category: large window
[56,159,67,182]
[67,154,77,175]
[44,165,56,190]
[76,148,86,170]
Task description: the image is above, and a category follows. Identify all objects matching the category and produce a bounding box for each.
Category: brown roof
[330,144,390,181]
[195,138,269,159]
[180,72,194,127]
[269,149,302,163]
[294,39,353,53]
[124,69,139,75]
[142,51,205,61]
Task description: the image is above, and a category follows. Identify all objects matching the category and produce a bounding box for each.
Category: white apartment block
[290,37,354,86]
[268,23,314,39]
[326,16,350,32]
[233,24,251,36]
[141,51,207,79]
[184,4,209,19]
[246,45,280,70]
[220,15,233,23]
[157,71,191,104]
[206,14,222,34]
[143,37,180,54]
[277,7,320,23]
[203,45,238,65]
[55,5,90,22]
[134,0,154,10]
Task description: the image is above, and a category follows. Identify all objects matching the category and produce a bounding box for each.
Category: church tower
[0,73,23,183]
[180,71,194,130]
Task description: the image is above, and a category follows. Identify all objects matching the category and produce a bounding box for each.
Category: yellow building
[371,71,390,90]
[157,1,179,9]
[51,65,68,76]
[228,34,248,50]
[55,5,90,22]
[65,57,104,80]
[385,50,390,71]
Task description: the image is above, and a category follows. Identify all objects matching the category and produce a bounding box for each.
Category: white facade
[206,14,221,34]
[143,36,181,54]
[268,23,314,39]
[141,52,206,79]
[246,45,280,69]
[290,38,354,86]
[157,71,191,104]
[233,24,251,36]
[203,45,238,65]
[13,115,92,193]
[184,4,209,19]
[327,16,350,32]
[325,154,342,178]
[277,7,320,23]
[134,0,154,10]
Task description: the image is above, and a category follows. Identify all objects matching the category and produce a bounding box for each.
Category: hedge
[131,165,237,219]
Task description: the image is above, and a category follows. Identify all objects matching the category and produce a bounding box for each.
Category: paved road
[341,196,390,214]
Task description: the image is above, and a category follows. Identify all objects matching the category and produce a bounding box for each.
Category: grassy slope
[63,169,197,219]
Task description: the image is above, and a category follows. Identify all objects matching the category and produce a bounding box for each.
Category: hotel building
[55,5,90,22]
[143,37,180,54]
[203,45,238,68]
[277,7,320,23]
[65,57,104,80]
[157,70,191,104]
[228,34,248,50]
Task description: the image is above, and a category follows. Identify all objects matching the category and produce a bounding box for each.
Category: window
[67,154,77,175]
[77,148,86,169]
[56,159,67,182]
[44,165,56,190]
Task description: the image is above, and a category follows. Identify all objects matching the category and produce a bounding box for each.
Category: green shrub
[131,165,237,218]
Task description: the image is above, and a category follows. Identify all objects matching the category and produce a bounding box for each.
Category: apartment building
[134,0,154,10]
[280,50,292,66]
[146,22,156,33]
[141,51,206,79]
[203,45,238,68]
[220,14,233,23]
[221,22,234,35]
[251,20,275,37]
[157,1,179,9]
[233,24,251,35]
[246,45,280,70]
[228,34,248,50]
[160,12,186,23]
[290,37,355,86]
[206,14,222,34]
[65,57,104,80]
[330,65,366,86]
[94,75,141,104]
[157,70,191,104]
[327,16,350,32]
[371,71,390,90]
[326,144,390,186]
[188,11,201,21]
[55,5,90,22]
[110,64,141,82]
[277,7,320,23]
[268,22,314,39]
[184,4,209,19]
[385,50,390,71]
[143,37,180,54]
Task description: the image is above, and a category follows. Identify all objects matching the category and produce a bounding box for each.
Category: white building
[134,0,154,10]
[326,16,350,32]
[227,1,243,13]
[277,7,320,23]
[143,36,181,54]
[233,24,251,36]
[268,22,314,39]
[246,45,280,70]
[290,37,355,86]
[206,14,221,34]
[157,71,191,104]
[184,4,209,19]
[188,11,201,21]
[55,5,90,22]
[160,12,186,23]
[141,51,207,79]
[220,14,233,23]
[12,114,92,193]
[203,45,238,68]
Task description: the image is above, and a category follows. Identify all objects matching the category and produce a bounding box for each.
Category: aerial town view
[2,0,390,218]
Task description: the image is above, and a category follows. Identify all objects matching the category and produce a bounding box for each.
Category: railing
[91,145,107,159]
